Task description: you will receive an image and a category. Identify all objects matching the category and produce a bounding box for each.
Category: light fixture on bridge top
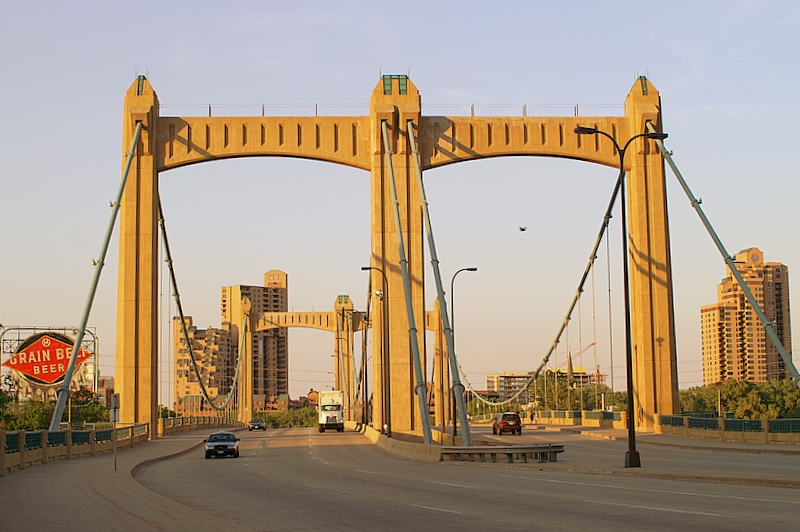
[574,126,599,135]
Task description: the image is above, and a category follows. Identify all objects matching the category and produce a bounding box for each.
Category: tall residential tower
[701,248,792,385]
[221,270,289,405]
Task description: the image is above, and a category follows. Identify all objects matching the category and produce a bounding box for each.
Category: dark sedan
[248,418,267,431]
[204,431,240,459]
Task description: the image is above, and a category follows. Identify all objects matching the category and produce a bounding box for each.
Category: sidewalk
[550,423,800,455]
[0,428,253,532]
[496,422,800,488]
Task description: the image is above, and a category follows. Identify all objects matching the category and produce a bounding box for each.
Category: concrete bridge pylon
[116,75,678,436]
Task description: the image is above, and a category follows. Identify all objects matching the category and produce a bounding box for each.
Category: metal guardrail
[441,444,565,463]
[726,419,763,432]
[660,415,686,427]
[24,432,42,450]
[48,431,66,446]
[769,419,800,433]
[6,432,19,453]
[689,417,719,430]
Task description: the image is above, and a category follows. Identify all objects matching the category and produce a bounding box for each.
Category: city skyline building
[173,269,289,413]
[701,248,792,385]
[173,315,232,414]
[221,270,289,407]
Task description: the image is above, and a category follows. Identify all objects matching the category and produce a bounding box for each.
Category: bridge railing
[528,410,800,445]
[655,414,800,445]
[0,423,150,477]
[1,415,243,477]
[158,414,244,437]
[531,410,626,428]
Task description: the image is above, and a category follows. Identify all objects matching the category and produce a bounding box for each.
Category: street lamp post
[449,267,477,437]
[361,266,390,437]
[574,125,667,468]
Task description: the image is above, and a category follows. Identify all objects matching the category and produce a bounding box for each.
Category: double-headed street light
[361,266,390,437]
[449,267,477,436]
[574,125,668,468]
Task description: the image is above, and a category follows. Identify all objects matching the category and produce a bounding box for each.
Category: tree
[680,379,800,419]
[159,405,178,418]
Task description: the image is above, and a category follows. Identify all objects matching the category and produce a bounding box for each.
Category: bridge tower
[117,75,677,436]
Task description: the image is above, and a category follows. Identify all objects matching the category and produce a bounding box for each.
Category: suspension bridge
[43,75,799,449]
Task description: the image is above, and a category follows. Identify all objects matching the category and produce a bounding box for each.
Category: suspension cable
[458,166,626,409]
[158,195,243,411]
[646,123,800,388]
[606,223,615,397]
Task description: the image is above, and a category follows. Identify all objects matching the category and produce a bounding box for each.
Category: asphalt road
[133,428,800,531]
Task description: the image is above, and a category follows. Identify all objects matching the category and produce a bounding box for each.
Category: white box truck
[318,390,345,432]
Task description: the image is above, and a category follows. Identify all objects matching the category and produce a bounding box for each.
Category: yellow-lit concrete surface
[117,76,677,436]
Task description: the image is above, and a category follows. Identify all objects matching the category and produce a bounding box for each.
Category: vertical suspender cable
[451,161,627,412]
[406,121,473,446]
[50,122,143,431]
[381,120,433,444]
[647,123,800,387]
[160,194,243,410]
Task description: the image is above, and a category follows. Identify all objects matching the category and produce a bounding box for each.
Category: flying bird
[519,226,527,232]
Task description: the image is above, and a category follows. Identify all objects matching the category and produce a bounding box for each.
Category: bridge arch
[117,75,676,435]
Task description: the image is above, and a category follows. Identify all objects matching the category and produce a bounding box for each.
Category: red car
[492,412,522,435]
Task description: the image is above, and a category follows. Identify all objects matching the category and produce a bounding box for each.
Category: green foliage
[71,401,110,423]
[159,405,178,418]
[680,379,800,419]
[0,386,111,430]
[256,407,317,428]
[8,401,54,431]
[527,372,627,412]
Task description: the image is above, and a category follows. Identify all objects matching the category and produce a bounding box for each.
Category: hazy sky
[2,1,799,403]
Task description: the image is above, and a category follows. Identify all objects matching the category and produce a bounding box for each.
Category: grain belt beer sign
[2,332,92,385]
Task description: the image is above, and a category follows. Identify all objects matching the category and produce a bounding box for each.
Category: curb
[131,427,247,479]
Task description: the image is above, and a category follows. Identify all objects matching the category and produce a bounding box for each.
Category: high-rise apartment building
[221,270,289,404]
[701,248,792,385]
[173,316,232,414]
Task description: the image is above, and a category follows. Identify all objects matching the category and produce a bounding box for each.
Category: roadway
[2,427,799,531]
[472,425,800,481]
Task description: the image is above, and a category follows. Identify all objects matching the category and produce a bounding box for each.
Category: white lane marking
[427,480,476,490]
[583,499,724,517]
[355,469,375,474]
[410,504,462,515]
[497,474,800,505]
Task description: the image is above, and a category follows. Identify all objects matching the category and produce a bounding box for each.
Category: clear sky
[2,1,799,403]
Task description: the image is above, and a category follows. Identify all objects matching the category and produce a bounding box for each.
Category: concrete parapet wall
[158,415,243,437]
[1,427,148,477]
[360,424,441,463]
